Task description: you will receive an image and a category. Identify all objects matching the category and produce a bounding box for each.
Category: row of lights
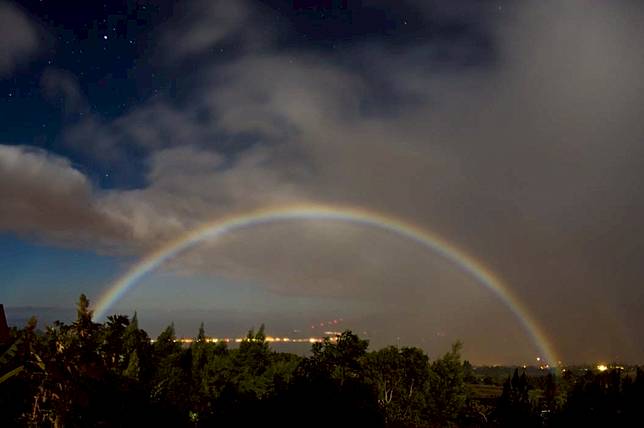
[151,334,341,345]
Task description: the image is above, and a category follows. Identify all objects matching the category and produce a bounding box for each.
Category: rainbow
[93,203,558,364]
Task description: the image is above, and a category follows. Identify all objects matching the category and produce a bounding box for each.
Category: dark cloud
[41,68,88,115]
[3,0,644,362]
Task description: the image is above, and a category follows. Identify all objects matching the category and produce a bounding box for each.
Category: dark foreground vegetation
[1,295,643,427]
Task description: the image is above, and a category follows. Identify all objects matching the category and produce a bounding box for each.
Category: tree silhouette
[2,295,644,427]
[425,341,467,426]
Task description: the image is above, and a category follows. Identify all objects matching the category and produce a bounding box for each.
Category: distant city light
[597,364,608,372]
[158,335,338,345]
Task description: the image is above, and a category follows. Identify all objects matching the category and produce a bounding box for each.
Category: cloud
[63,100,214,171]
[41,68,88,115]
[0,145,128,248]
[0,3,40,76]
[208,54,366,139]
[96,144,306,243]
[6,0,644,361]
[59,2,643,279]
[161,0,257,61]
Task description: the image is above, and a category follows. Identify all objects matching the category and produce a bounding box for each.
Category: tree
[290,331,382,427]
[543,371,558,411]
[0,317,41,424]
[99,314,129,371]
[307,330,369,386]
[463,359,477,383]
[76,294,92,324]
[363,345,429,426]
[493,369,538,427]
[196,322,206,344]
[149,324,189,424]
[425,342,467,426]
[154,323,181,358]
[122,312,151,382]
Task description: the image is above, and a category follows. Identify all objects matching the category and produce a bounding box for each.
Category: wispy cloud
[160,0,262,61]
[0,2,41,76]
[41,68,89,115]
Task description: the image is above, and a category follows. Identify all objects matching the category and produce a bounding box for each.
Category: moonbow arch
[93,203,558,364]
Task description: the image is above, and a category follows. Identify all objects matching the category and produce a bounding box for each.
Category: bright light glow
[597,364,608,372]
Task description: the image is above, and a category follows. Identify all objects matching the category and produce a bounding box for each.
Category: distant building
[0,304,10,344]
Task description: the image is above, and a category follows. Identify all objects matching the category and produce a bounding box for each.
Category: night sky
[1,0,644,365]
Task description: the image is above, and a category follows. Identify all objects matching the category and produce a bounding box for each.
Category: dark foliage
[1,296,643,427]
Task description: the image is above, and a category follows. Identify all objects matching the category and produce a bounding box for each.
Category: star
[103,35,108,40]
